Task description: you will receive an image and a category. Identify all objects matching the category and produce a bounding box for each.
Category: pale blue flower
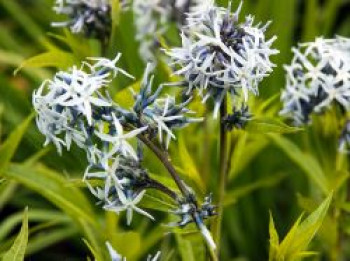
[280,37,350,125]
[165,1,278,117]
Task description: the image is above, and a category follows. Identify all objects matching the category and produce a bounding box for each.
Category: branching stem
[137,134,191,198]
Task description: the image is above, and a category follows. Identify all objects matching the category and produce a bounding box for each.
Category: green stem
[213,96,229,255]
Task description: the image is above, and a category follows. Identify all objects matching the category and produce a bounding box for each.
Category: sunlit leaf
[2,208,28,261]
[4,163,104,258]
[269,193,333,261]
[15,51,76,74]
[246,118,301,134]
[268,212,279,261]
[114,80,140,108]
[0,114,33,173]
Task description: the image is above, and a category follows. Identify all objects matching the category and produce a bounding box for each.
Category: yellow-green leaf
[177,135,204,191]
[246,118,302,134]
[114,81,140,108]
[268,211,279,261]
[269,134,329,194]
[0,114,33,173]
[2,208,28,261]
[270,193,332,261]
[15,51,75,74]
[4,163,104,258]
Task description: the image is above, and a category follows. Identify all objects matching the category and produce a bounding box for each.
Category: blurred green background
[0,0,349,260]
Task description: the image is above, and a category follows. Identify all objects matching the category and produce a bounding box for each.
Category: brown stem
[137,134,190,198]
[146,177,179,201]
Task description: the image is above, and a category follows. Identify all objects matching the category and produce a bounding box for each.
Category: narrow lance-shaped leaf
[268,211,279,261]
[245,117,302,134]
[4,163,104,259]
[2,207,29,261]
[15,51,76,74]
[0,113,34,173]
[269,134,329,194]
[269,193,333,261]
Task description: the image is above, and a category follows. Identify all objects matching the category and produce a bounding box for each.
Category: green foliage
[0,0,349,260]
[246,117,302,134]
[2,208,28,261]
[269,193,333,261]
[15,50,76,73]
[0,114,34,173]
[269,134,329,194]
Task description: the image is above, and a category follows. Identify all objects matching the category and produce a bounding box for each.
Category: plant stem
[146,177,179,201]
[137,134,190,198]
[138,134,219,258]
[213,96,228,255]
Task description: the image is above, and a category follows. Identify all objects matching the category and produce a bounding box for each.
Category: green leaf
[141,191,177,212]
[268,212,279,261]
[4,163,104,258]
[2,208,28,261]
[245,118,302,134]
[269,134,329,194]
[113,81,140,108]
[0,49,49,80]
[0,0,48,48]
[0,181,18,212]
[15,51,76,74]
[0,209,69,243]
[229,133,269,180]
[26,226,77,256]
[5,164,95,224]
[0,114,34,173]
[177,135,205,190]
[270,193,333,261]
[176,235,195,261]
[83,239,102,261]
[111,232,141,258]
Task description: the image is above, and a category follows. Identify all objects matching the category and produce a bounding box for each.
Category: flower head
[132,64,202,148]
[52,0,111,38]
[132,0,212,62]
[32,54,135,155]
[280,37,350,125]
[85,155,154,225]
[165,1,278,117]
[170,194,216,250]
[223,104,251,130]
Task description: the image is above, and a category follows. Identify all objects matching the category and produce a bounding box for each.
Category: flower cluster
[84,155,156,225]
[52,0,112,39]
[280,37,350,125]
[33,56,202,224]
[223,104,251,130]
[170,194,216,249]
[165,1,279,117]
[132,0,209,62]
[128,64,202,148]
[33,55,153,224]
[32,54,136,157]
